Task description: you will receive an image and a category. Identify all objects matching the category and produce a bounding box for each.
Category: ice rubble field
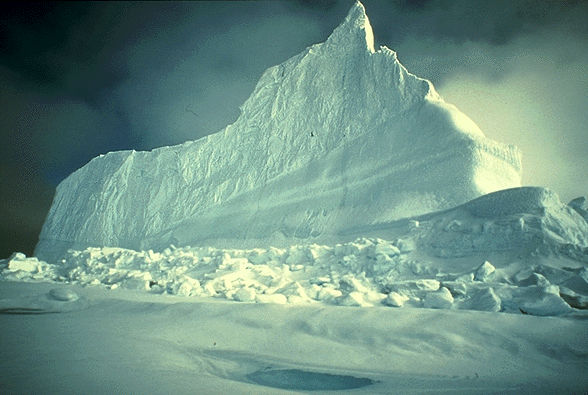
[2,237,585,316]
[4,188,588,317]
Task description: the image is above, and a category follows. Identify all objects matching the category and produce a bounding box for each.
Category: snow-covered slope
[35,2,521,262]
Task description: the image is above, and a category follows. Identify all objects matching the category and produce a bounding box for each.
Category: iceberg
[36,2,521,262]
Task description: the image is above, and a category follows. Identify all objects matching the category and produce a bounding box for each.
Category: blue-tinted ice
[247,368,374,391]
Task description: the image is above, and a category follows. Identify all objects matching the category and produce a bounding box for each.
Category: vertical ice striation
[36,1,522,261]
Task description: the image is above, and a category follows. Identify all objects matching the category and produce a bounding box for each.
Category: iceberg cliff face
[36,2,522,261]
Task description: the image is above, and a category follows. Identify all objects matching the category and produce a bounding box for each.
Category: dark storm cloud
[368,0,588,44]
[362,0,588,203]
[362,0,588,83]
[1,0,587,256]
[110,1,336,147]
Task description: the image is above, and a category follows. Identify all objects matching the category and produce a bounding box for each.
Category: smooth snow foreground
[36,1,521,262]
[1,282,587,394]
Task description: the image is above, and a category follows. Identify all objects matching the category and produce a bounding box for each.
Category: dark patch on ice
[0,308,59,315]
[247,368,374,391]
[560,292,588,310]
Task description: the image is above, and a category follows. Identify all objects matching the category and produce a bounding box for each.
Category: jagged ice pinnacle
[36,1,522,262]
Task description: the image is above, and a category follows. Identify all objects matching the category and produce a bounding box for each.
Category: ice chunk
[9,252,26,261]
[474,261,496,282]
[384,292,408,307]
[48,288,79,302]
[338,291,372,307]
[559,287,588,310]
[424,287,454,309]
[416,279,441,291]
[234,288,256,302]
[8,259,38,273]
[518,286,572,316]
[466,288,501,312]
[6,253,39,273]
[560,272,588,294]
[517,273,550,288]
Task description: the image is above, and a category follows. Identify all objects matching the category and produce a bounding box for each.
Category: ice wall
[36,2,521,261]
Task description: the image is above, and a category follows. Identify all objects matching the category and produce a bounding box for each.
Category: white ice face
[35,1,521,261]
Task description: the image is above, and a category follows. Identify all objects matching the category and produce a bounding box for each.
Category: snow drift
[35,2,521,262]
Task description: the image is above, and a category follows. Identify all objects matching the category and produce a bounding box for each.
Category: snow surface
[36,1,521,262]
[0,282,586,393]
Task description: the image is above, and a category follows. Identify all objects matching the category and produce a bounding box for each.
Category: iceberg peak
[326,1,375,53]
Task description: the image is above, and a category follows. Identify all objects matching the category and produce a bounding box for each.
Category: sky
[1,0,587,257]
